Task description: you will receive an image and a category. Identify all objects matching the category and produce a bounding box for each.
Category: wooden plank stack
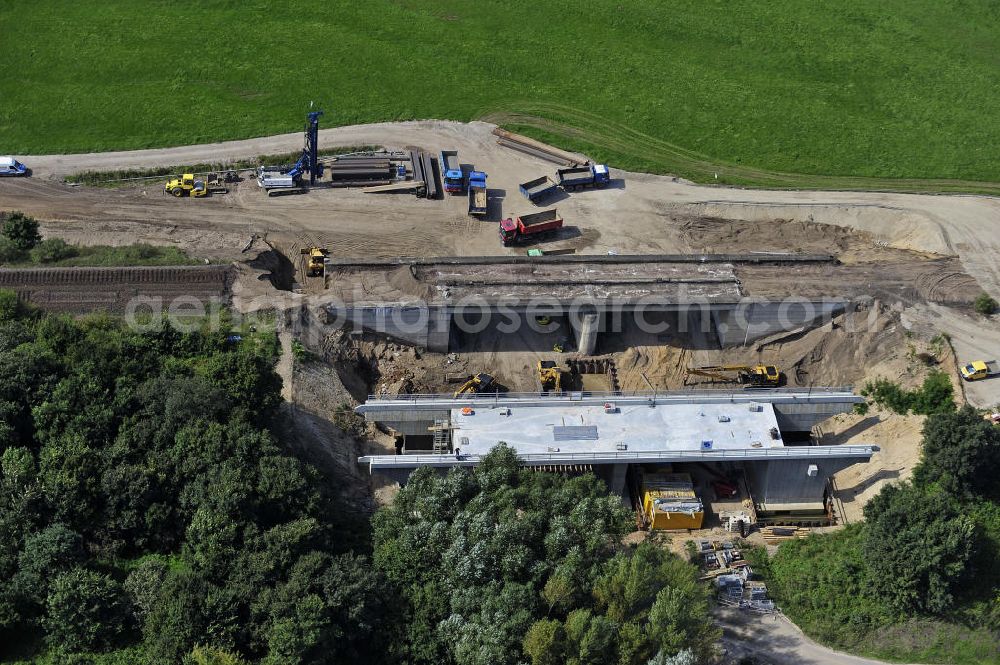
[761,526,811,544]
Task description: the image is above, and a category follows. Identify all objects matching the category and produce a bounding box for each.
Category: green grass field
[2,1,1000,189]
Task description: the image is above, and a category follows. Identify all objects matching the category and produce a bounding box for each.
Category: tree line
[0,300,716,664]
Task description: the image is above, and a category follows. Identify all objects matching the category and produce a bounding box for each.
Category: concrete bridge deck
[355,389,875,509]
[325,253,837,306]
[322,254,856,352]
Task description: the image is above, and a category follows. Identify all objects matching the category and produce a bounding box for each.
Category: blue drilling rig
[286,110,323,185]
[257,110,324,195]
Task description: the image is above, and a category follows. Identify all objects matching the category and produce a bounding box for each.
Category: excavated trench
[245,246,295,291]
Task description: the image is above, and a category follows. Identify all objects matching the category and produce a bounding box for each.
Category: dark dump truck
[556,164,610,190]
[499,209,563,246]
[518,175,559,203]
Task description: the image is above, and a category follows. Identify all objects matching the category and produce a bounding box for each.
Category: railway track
[0,265,232,313]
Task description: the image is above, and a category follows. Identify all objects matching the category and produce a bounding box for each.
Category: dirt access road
[4,119,1000,405]
[16,120,1000,287]
[717,608,918,665]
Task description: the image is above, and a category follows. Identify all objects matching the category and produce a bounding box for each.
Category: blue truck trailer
[556,164,610,191]
[440,150,464,194]
[518,175,559,203]
[467,171,488,216]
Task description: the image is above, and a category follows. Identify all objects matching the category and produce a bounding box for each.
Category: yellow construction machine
[454,373,495,399]
[165,173,230,197]
[165,174,207,197]
[537,360,563,393]
[300,247,329,277]
[684,364,782,387]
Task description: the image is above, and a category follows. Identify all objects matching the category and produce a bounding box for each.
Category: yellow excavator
[684,364,782,387]
[454,373,495,399]
[537,360,563,393]
[300,247,328,277]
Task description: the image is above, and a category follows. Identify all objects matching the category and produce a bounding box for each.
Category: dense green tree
[532,543,719,665]
[123,558,169,623]
[0,344,61,450]
[191,645,250,665]
[577,613,618,665]
[648,584,714,660]
[200,349,283,418]
[523,619,567,665]
[374,448,623,665]
[863,483,975,614]
[0,310,732,664]
[11,524,85,621]
[142,569,211,662]
[99,463,160,552]
[37,433,101,531]
[915,406,1000,499]
[32,372,118,449]
[0,318,37,352]
[0,523,82,636]
[43,567,129,651]
[0,313,387,662]
[1,211,41,251]
[373,446,717,665]
[0,447,44,561]
[260,551,399,665]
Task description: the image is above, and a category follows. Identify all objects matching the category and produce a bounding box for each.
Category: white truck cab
[0,157,29,176]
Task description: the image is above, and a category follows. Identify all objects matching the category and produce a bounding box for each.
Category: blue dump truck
[518,175,559,203]
[440,150,464,194]
[556,163,610,191]
[467,171,488,216]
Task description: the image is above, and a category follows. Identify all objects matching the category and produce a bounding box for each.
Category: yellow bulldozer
[684,364,782,387]
[537,360,563,393]
[300,247,329,278]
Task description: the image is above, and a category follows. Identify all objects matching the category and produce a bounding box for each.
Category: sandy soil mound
[683,202,953,256]
[385,264,437,302]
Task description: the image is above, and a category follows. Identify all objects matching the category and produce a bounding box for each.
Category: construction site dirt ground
[4,119,1000,520]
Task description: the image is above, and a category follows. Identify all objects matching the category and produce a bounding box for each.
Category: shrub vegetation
[974,293,998,317]
[760,407,1000,665]
[860,371,955,416]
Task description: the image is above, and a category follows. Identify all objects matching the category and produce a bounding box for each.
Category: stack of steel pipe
[421,152,438,198]
[492,128,589,167]
[407,150,437,199]
[410,150,424,189]
[328,156,394,182]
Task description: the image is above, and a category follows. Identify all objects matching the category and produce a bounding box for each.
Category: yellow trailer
[642,473,704,530]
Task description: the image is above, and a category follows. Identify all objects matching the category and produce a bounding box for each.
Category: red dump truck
[499,209,563,246]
